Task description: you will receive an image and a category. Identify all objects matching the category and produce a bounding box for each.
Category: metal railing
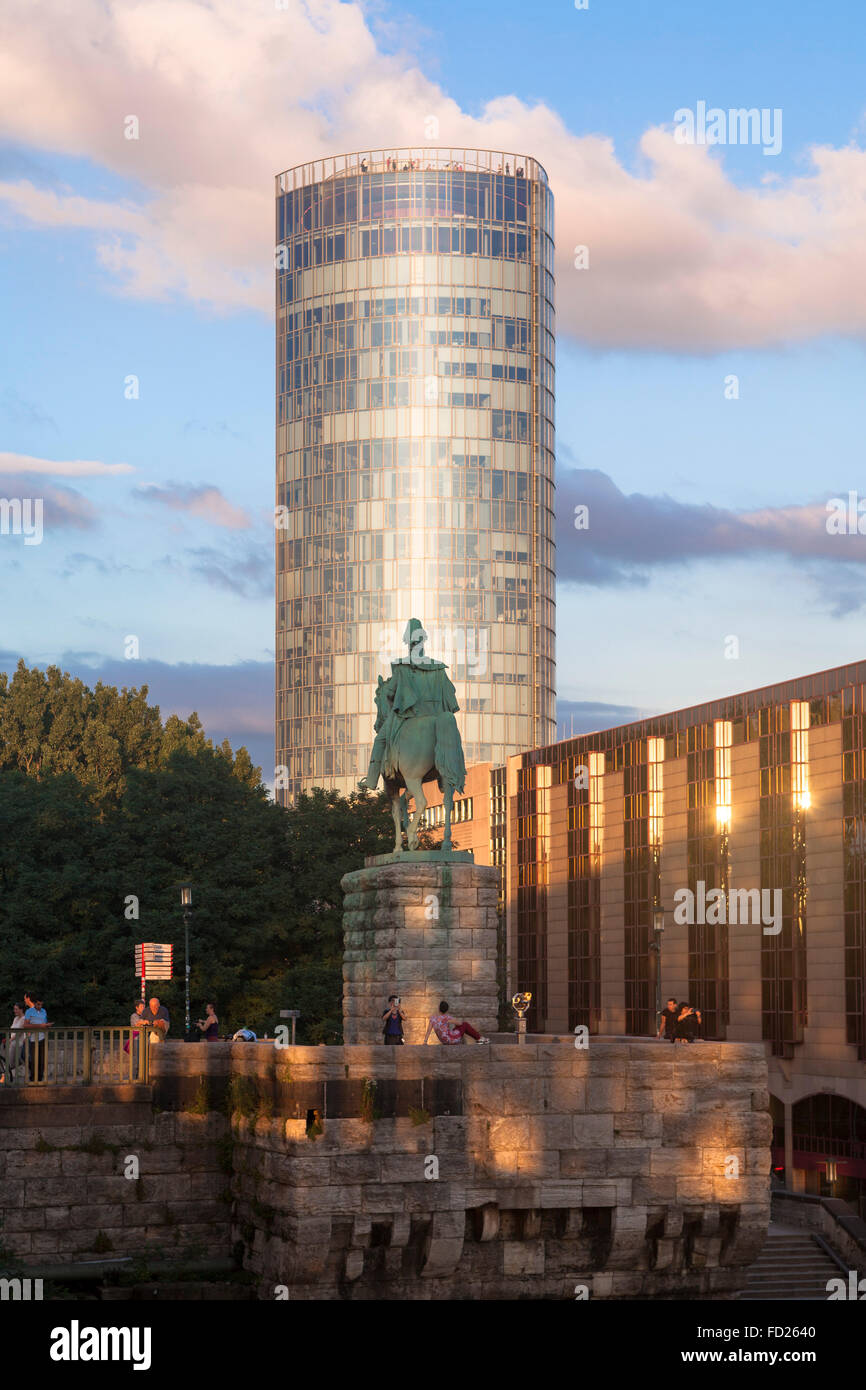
[792,1133,866,1160]
[276,147,549,193]
[0,1027,151,1087]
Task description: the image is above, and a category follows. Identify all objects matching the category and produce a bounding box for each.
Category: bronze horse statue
[364,620,467,854]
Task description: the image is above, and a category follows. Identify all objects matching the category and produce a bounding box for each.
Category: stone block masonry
[342,859,501,1043]
[0,1040,770,1299]
[225,1038,770,1299]
[0,1083,230,1266]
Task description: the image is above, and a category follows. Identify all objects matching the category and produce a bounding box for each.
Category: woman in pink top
[424,1000,489,1045]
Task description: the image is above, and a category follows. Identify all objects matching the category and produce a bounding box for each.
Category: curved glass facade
[275,147,556,800]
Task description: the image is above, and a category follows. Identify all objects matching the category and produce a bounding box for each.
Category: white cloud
[0,452,133,476]
[134,482,251,529]
[0,0,864,348]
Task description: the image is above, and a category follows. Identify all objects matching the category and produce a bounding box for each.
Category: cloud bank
[556,469,866,586]
[0,0,864,349]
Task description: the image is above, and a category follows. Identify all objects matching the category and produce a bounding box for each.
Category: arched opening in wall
[782,1093,866,1218]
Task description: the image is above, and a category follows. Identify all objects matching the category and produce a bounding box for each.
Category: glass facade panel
[843,684,866,1057]
[568,751,603,1031]
[686,720,731,1038]
[515,658,865,1045]
[275,148,556,799]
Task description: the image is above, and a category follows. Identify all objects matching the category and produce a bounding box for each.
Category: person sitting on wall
[382,995,406,1046]
[674,1002,698,1044]
[424,1000,489,1045]
[232,1027,257,1041]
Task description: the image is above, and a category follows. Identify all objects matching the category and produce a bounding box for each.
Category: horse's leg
[389,786,403,854]
[404,774,427,850]
[442,782,454,852]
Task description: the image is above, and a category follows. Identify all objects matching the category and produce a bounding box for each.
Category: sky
[1,0,865,776]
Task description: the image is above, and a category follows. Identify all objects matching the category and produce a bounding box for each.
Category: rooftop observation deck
[276,147,549,194]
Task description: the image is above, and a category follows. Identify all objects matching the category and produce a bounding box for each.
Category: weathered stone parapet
[1,1040,771,1298]
[341,859,500,1043]
[190,1037,771,1299]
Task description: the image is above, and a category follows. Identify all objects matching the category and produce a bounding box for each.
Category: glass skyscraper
[275,148,556,801]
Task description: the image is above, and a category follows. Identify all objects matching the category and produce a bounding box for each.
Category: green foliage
[76,1132,115,1156]
[226,1074,259,1121]
[92,1231,113,1254]
[278,787,399,1043]
[0,662,400,1041]
[360,1077,379,1123]
[34,1134,56,1152]
[408,1107,431,1127]
[184,1077,210,1115]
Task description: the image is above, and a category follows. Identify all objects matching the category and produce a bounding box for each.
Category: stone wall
[342,858,500,1044]
[1,1039,771,1299]
[0,1081,229,1267]
[219,1037,770,1299]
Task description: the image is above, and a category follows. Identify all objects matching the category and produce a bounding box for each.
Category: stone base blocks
[0,1082,230,1266]
[217,1038,771,1299]
[1,1040,771,1300]
[342,858,500,1044]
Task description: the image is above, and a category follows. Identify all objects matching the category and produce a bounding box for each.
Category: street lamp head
[179,883,193,908]
[652,908,665,934]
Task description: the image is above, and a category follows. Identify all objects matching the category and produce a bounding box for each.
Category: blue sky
[1,0,865,775]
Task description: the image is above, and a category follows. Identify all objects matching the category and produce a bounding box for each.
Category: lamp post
[178,883,193,1039]
[280,1008,300,1046]
[651,907,665,1037]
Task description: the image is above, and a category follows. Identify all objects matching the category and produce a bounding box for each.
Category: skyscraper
[275,148,556,801]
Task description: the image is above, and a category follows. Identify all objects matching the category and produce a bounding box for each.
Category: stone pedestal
[341,855,500,1044]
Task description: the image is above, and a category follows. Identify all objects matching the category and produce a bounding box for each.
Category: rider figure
[365,619,466,795]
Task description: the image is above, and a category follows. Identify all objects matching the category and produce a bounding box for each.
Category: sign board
[134,943,173,980]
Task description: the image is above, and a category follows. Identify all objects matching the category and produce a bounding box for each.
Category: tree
[279,788,398,1041]
[0,663,407,1038]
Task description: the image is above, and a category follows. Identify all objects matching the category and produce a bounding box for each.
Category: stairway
[740,1224,844,1300]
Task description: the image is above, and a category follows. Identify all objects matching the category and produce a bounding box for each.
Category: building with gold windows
[423,659,866,1213]
[275,148,556,801]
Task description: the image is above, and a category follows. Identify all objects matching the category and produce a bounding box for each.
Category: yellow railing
[0,1026,151,1087]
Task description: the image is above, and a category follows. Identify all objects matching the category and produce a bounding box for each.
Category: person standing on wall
[144,996,170,1044]
[129,999,146,1078]
[196,1002,219,1041]
[23,991,50,1081]
[657,997,679,1044]
[382,995,405,1045]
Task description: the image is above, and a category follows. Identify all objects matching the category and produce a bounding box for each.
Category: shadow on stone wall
[0,1038,771,1300]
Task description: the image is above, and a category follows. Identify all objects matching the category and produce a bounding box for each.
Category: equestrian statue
[362,619,466,853]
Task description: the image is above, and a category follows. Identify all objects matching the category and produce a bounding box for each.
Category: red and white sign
[134,943,173,980]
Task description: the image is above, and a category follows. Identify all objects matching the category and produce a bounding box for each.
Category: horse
[381,714,458,854]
